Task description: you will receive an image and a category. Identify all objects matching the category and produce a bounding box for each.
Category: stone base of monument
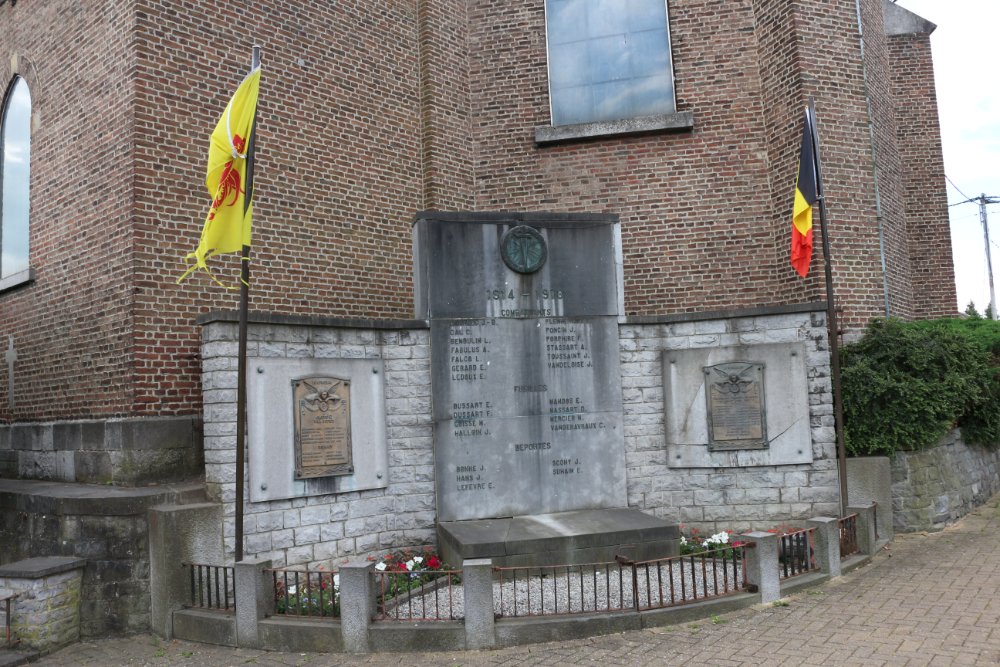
[437,508,679,568]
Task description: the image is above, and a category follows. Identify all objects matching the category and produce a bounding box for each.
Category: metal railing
[374,569,462,621]
[2,591,16,648]
[268,568,339,619]
[182,563,235,612]
[494,561,634,617]
[635,547,747,611]
[839,513,860,558]
[494,548,747,618]
[778,528,818,579]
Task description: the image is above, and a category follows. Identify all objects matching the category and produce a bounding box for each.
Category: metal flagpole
[235,45,261,563]
[808,98,849,516]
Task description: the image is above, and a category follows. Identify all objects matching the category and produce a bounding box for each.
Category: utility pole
[954,194,999,320]
[977,194,998,320]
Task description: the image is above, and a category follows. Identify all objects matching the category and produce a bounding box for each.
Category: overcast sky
[896,0,999,315]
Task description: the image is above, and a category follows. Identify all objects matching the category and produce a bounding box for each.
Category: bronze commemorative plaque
[704,362,768,451]
[293,376,353,479]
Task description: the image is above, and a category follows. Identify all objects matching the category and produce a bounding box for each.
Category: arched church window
[1,75,31,281]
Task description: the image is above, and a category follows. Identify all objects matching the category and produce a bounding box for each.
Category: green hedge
[840,317,1000,456]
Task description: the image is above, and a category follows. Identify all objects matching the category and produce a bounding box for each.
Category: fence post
[462,559,495,650]
[741,532,780,604]
[806,517,841,577]
[339,561,375,653]
[847,503,877,555]
[235,558,272,649]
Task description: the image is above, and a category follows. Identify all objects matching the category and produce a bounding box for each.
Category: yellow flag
[179,67,261,285]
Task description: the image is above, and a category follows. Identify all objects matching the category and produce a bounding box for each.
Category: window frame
[0,74,34,292]
[536,0,693,145]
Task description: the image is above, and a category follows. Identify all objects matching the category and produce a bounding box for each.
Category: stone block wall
[0,416,202,485]
[0,557,84,653]
[0,479,204,637]
[891,430,1000,532]
[201,316,436,566]
[203,305,837,566]
[621,307,840,534]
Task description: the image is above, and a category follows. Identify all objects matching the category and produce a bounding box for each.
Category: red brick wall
[0,0,957,423]
[856,0,912,320]
[0,1,137,421]
[889,32,958,317]
[461,0,907,331]
[128,0,425,415]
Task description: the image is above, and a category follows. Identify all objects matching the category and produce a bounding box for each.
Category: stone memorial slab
[248,358,387,502]
[414,212,628,522]
[663,343,812,467]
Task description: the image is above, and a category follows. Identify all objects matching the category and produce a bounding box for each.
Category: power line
[947,174,974,202]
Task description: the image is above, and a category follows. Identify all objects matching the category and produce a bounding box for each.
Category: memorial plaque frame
[703,361,768,451]
[292,376,354,479]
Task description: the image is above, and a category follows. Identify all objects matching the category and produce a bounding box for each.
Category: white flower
[333,574,340,590]
[413,556,424,564]
[680,536,688,545]
[374,562,387,571]
[405,559,415,571]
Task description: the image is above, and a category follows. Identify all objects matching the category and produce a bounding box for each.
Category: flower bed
[370,548,461,621]
[271,567,339,618]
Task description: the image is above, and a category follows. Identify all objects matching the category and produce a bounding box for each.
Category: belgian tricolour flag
[791,109,818,278]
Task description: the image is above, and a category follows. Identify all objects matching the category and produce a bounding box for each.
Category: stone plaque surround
[415,211,678,566]
[664,343,813,468]
[248,358,388,502]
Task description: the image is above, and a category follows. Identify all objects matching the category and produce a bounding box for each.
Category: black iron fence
[268,568,340,619]
[839,513,859,558]
[778,528,818,579]
[182,563,235,612]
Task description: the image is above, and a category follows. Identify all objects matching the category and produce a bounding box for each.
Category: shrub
[840,317,1000,455]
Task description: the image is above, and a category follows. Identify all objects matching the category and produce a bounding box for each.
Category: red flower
[426,555,442,570]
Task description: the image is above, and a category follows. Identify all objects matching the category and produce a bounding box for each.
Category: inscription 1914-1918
[704,362,768,451]
[293,376,354,479]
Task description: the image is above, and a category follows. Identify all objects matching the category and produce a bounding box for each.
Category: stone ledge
[623,301,826,326]
[0,479,208,516]
[197,310,428,330]
[535,112,695,145]
[0,557,86,579]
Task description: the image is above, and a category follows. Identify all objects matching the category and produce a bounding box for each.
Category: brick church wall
[0,2,137,420]
[889,31,958,317]
[1,0,958,445]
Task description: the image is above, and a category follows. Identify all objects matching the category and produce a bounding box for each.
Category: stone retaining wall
[891,430,1000,532]
[0,479,206,637]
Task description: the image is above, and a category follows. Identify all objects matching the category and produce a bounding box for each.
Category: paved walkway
[31,496,1000,666]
